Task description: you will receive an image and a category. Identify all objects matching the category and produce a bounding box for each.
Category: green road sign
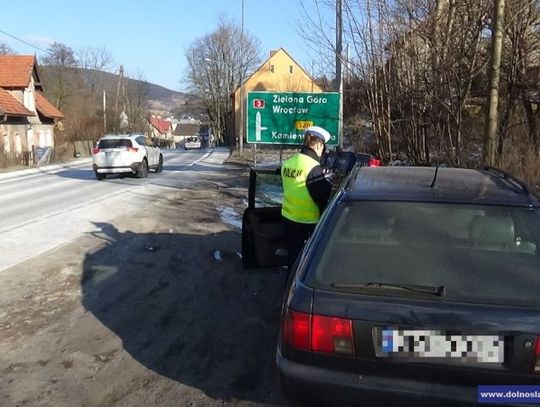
[246,91,340,145]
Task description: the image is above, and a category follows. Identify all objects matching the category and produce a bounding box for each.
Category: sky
[1,0,329,92]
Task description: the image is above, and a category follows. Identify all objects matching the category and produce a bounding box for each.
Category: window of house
[3,134,9,154]
[270,64,274,73]
[289,65,293,74]
[15,134,22,153]
[24,89,35,111]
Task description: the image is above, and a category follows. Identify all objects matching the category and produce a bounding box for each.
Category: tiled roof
[35,92,64,119]
[174,122,199,136]
[149,117,171,134]
[0,87,34,116]
[0,55,36,88]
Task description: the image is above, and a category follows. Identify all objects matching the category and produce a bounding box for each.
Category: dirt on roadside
[0,169,289,407]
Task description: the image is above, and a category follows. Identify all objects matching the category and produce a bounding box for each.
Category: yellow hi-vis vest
[281,153,321,224]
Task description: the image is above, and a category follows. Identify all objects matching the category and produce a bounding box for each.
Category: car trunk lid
[309,290,540,382]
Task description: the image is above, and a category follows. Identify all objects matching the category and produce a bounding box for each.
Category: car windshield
[98,139,132,149]
[306,201,540,306]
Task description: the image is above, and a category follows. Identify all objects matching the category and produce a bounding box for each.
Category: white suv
[92,134,163,180]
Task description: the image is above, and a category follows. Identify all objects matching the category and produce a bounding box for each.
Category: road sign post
[246,92,340,146]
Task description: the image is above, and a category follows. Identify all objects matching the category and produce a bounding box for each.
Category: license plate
[375,328,504,363]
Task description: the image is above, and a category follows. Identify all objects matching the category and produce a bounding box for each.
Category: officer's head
[303,126,331,157]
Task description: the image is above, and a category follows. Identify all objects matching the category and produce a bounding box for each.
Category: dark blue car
[243,162,540,406]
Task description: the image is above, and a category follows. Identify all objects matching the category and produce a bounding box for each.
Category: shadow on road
[81,222,287,405]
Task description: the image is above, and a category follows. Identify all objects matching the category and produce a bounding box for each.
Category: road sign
[246,91,340,145]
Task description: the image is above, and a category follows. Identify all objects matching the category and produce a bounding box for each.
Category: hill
[39,66,198,117]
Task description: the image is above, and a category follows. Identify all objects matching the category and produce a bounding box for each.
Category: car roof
[99,133,145,139]
[346,166,540,208]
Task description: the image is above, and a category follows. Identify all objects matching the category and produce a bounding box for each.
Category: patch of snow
[217,206,242,230]
[213,250,222,262]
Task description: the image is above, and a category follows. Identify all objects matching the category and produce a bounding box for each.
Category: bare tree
[125,70,150,134]
[499,0,540,154]
[41,42,78,109]
[297,0,490,165]
[295,0,540,193]
[77,46,114,94]
[42,42,78,67]
[484,0,506,166]
[184,16,262,145]
[0,42,15,55]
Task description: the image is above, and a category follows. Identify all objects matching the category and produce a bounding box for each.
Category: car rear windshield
[98,139,132,149]
[306,201,540,306]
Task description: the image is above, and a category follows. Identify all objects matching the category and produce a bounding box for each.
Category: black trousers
[283,217,316,270]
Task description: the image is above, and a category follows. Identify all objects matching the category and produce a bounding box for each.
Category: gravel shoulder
[0,167,289,406]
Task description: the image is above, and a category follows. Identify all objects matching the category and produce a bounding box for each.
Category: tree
[484,0,506,167]
[297,0,490,165]
[77,46,114,94]
[124,70,150,134]
[41,42,78,110]
[42,42,77,67]
[184,16,262,145]
[0,42,15,55]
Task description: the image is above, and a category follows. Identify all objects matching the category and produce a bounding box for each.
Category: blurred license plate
[375,328,504,363]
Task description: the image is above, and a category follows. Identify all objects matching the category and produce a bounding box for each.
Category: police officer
[281,126,332,269]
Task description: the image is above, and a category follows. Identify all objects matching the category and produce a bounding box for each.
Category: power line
[0,29,49,53]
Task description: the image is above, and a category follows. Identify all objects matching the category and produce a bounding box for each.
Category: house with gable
[0,55,64,166]
[148,116,173,147]
[232,48,324,145]
[173,118,200,145]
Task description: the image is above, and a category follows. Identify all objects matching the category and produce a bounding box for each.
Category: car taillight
[312,315,355,355]
[92,147,100,154]
[283,308,355,356]
[534,337,540,373]
[283,309,310,351]
[368,158,381,167]
[127,147,139,152]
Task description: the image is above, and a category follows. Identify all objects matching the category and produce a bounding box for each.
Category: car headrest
[470,215,515,246]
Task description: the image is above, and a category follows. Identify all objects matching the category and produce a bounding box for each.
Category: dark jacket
[300,146,332,214]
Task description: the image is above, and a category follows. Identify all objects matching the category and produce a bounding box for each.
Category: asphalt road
[0,148,289,406]
[0,148,228,271]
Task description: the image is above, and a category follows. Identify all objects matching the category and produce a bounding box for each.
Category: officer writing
[281,126,332,269]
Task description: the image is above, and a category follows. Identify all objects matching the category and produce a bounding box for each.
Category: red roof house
[0,55,64,165]
[148,116,173,146]
[149,116,171,134]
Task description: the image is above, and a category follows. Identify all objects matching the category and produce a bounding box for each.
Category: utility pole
[239,0,245,156]
[103,89,107,134]
[484,0,506,167]
[335,0,343,150]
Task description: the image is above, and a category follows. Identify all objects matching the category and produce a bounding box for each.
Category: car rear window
[98,139,132,149]
[306,201,540,306]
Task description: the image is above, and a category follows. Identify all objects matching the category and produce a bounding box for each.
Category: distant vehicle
[184,136,202,150]
[243,162,540,406]
[92,134,163,180]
